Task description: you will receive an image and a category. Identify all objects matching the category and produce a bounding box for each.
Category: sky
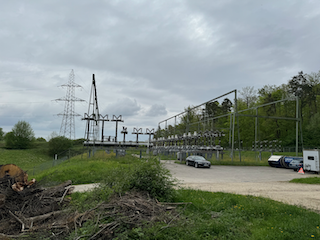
[0,0,320,142]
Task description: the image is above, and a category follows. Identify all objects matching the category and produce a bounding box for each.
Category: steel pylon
[56,69,85,139]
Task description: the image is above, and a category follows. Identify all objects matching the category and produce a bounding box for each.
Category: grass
[0,142,52,172]
[141,189,320,240]
[1,144,320,239]
[290,176,320,184]
[33,150,142,185]
[68,188,320,239]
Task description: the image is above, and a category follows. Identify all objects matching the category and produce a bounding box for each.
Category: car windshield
[193,156,206,161]
[291,160,303,163]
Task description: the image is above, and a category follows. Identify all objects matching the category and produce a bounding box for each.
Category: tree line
[156,70,320,149]
[0,121,75,156]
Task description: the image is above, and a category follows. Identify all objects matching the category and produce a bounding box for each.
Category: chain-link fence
[29,146,153,176]
[30,148,87,176]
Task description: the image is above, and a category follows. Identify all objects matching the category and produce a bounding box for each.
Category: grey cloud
[101,98,141,118]
[0,0,320,138]
[145,104,167,117]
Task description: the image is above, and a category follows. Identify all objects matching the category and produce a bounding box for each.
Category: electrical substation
[57,72,303,161]
[154,89,303,162]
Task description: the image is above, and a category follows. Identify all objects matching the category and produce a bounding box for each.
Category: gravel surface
[72,161,320,212]
[162,160,320,212]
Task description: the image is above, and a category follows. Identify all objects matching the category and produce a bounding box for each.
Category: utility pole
[56,69,84,139]
[132,128,143,143]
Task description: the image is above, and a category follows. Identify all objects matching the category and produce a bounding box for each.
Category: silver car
[288,159,303,171]
[185,155,211,168]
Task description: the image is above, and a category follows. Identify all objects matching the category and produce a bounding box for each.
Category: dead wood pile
[76,191,180,240]
[0,176,74,238]
[0,177,189,239]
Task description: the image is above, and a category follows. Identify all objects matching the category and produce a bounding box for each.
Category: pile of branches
[73,191,188,240]
[0,176,74,238]
[0,177,190,239]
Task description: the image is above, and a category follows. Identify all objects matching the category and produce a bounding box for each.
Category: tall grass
[0,142,52,172]
[126,189,320,240]
[33,150,133,185]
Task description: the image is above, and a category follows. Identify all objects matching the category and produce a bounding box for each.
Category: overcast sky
[1,0,319,141]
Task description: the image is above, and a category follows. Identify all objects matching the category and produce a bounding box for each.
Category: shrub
[48,136,73,156]
[100,160,177,202]
[4,132,16,149]
[36,137,47,142]
[129,160,177,201]
[73,138,86,145]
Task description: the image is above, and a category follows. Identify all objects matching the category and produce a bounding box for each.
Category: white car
[185,155,211,168]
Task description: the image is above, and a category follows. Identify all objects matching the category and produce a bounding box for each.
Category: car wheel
[186,161,188,166]
[195,162,198,168]
[208,165,211,168]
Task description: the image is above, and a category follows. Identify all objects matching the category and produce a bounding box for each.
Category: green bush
[129,160,177,201]
[73,138,85,145]
[4,132,16,149]
[48,136,73,156]
[36,137,47,142]
[101,160,177,202]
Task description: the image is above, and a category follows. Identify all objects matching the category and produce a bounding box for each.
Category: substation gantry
[82,74,155,147]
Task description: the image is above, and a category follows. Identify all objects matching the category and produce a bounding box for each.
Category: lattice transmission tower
[56,69,85,139]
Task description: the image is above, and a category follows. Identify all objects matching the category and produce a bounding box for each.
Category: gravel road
[162,160,320,212]
[72,161,320,212]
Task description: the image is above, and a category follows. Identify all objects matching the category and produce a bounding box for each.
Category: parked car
[185,155,211,168]
[288,159,303,171]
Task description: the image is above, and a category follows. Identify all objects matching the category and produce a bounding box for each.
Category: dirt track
[162,161,320,212]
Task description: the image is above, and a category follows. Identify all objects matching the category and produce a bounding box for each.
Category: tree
[48,136,73,156]
[304,112,320,147]
[4,132,16,148]
[5,121,35,149]
[179,106,201,133]
[36,137,47,142]
[288,71,317,111]
[0,128,4,141]
[205,101,220,117]
[288,71,309,98]
[221,98,233,114]
[239,86,257,108]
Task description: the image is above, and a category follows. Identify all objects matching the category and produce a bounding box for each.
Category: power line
[0,88,49,93]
